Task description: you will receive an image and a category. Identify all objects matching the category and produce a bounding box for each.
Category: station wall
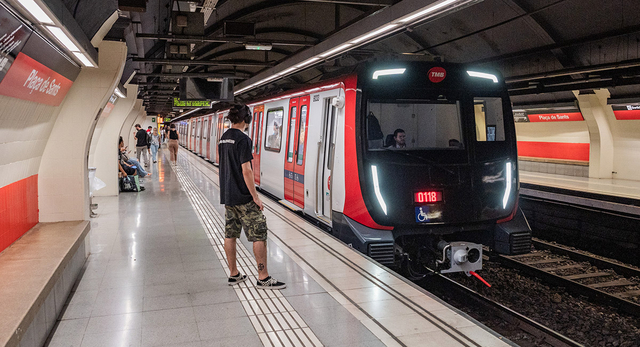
[0,96,62,251]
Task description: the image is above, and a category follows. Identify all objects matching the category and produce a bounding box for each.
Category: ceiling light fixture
[73,52,94,67]
[245,44,272,51]
[319,43,351,58]
[45,26,80,51]
[399,0,459,23]
[350,24,398,44]
[114,87,126,98]
[16,0,53,24]
[295,57,320,68]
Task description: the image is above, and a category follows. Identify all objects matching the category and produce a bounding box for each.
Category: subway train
[176,62,532,276]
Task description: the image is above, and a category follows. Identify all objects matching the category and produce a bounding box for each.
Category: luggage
[119,176,142,192]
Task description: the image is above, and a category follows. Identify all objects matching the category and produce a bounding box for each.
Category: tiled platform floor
[45,146,511,347]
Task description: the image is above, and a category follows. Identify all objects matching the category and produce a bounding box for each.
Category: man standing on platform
[134,124,150,168]
[218,104,286,290]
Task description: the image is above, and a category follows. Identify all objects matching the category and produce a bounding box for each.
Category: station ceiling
[69,0,640,115]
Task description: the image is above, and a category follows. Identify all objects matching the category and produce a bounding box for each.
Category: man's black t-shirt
[135,129,148,146]
[219,128,253,206]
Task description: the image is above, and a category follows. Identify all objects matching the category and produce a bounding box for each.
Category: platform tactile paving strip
[172,164,324,347]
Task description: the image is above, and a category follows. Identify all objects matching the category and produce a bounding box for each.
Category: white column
[38,41,127,222]
[574,89,615,179]
[120,101,145,148]
[92,85,139,197]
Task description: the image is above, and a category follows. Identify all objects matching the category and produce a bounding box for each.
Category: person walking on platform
[219,104,286,290]
[150,128,160,163]
[168,124,179,164]
[134,124,150,168]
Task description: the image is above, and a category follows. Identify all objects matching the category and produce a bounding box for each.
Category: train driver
[392,128,407,149]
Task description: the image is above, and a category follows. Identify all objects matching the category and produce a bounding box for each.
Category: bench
[0,221,90,347]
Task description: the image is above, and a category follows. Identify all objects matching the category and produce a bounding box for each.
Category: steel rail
[423,273,583,347]
[495,253,640,318]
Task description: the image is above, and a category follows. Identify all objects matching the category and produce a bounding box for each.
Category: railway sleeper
[562,272,612,280]
[588,279,634,289]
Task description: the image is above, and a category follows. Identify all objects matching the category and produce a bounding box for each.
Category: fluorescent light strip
[17,0,53,24]
[399,0,459,23]
[502,162,512,209]
[373,68,406,79]
[295,57,320,68]
[467,70,499,83]
[319,43,351,58]
[371,165,387,215]
[350,24,398,44]
[73,52,94,67]
[46,26,80,52]
[277,67,296,76]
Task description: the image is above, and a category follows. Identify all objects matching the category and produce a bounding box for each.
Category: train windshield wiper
[380,148,456,175]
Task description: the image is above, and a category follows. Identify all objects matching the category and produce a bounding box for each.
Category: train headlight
[502,162,513,209]
[371,165,387,215]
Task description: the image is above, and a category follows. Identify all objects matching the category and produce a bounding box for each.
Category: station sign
[0,5,80,106]
[0,52,73,106]
[173,98,212,108]
[526,112,584,122]
[0,5,32,83]
[612,105,640,120]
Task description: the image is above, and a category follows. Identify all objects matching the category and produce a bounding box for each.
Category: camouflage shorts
[225,201,268,242]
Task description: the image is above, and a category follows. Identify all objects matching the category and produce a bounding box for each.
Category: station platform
[46,147,512,347]
[519,171,640,215]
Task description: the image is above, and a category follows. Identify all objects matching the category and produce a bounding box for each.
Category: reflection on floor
[520,171,640,200]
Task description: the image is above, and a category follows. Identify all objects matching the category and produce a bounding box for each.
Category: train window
[296,105,308,165]
[366,100,463,150]
[286,106,298,163]
[264,108,284,152]
[257,112,263,154]
[474,98,505,142]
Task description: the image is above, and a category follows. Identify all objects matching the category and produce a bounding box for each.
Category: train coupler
[436,241,483,274]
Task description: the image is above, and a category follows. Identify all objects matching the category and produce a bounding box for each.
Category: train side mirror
[331,96,345,109]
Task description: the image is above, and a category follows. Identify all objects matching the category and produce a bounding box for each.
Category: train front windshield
[366,100,464,150]
[366,97,506,151]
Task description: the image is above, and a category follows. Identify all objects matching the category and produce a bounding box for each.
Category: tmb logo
[428,67,446,83]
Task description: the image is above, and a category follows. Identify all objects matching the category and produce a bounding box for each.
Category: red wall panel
[517,141,590,162]
[0,175,39,253]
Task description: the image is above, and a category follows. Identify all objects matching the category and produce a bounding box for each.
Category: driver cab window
[474,97,505,142]
[366,100,464,150]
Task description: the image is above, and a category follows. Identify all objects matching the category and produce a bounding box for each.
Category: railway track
[422,272,583,347]
[494,238,640,318]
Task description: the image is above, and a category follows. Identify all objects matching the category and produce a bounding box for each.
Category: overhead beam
[135,72,246,78]
[297,0,394,6]
[131,58,274,67]
[133,82,179,86]
[136,34,316,47]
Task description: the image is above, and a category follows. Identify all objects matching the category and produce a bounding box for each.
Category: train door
[196,118,203,155]
[190,119,196,151]
[202,116,210,159]
[209,114,217,162]
[284,98,300,206]
[293,96,310,207]
[251,105,264,185]
[316,98,338,220]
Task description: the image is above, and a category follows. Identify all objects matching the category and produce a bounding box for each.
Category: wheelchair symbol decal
[415,206,429,223]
